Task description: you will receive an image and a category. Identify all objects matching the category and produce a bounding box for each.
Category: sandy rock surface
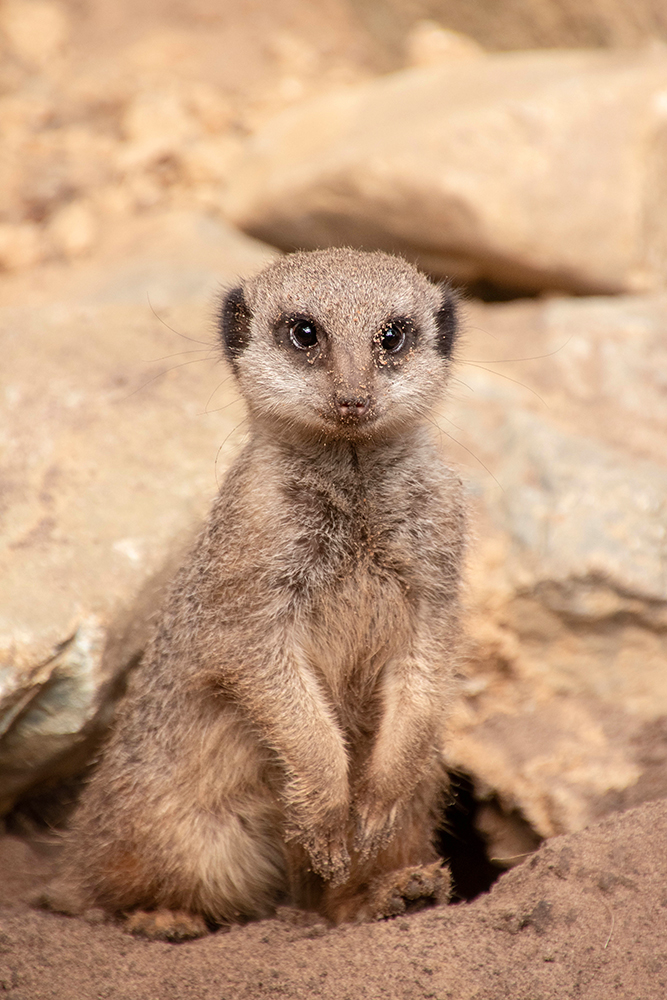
[444,293,667,840]
[0,211,275,812]
[1,800,666,998]
[0,0,377,276]
[224,47,667,296]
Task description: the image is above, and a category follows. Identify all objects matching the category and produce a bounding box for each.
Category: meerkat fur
[55,248,466,939]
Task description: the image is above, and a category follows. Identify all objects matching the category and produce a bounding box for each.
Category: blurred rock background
[2,0,667,888]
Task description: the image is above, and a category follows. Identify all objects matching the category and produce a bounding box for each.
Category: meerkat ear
[435,285,458,359]
[219,286,252,370]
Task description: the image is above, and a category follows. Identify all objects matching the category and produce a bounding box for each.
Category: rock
[0,211,277,815]
[115,82,244,212]
[118,89,196,169]
[0,619,108,816]
[47,200,98,259]
[364,0,667,55]
[1,208,279,310]
[0,221,45,271]
[0,0,382,277]
[1,118,118,250]
[0,0,70,67]
[224,48,667,296]
[404,21,485,67]
[120,80,233,151]
[178,135,244,189]
[442,293,667,839]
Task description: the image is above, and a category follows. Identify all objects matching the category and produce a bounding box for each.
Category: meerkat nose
[336,396,371,419]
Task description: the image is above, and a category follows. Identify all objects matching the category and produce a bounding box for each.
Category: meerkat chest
[282,467,424,595]
[278,466,433,689]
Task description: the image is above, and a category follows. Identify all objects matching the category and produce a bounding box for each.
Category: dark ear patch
[219,286,252,370]
[435,286,458,359]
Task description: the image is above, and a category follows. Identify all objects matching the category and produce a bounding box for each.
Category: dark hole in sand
[437,772,542,903]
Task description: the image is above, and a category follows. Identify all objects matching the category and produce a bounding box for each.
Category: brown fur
[58,248,466,938]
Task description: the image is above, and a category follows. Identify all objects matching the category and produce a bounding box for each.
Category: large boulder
[0,210,277,815]
[224,48,667,296]
[444,292,667,840]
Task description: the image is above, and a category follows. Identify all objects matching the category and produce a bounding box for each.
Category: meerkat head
[219,248,458,444]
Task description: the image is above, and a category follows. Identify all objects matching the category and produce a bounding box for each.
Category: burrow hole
[437,772,542,902]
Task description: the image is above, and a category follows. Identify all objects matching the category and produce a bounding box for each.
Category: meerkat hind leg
[124,908,210,942]
[32,877,209,940]
[66,775,289,939]
[110,801,288,937]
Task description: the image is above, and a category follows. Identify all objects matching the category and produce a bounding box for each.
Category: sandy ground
[1,799,666,999]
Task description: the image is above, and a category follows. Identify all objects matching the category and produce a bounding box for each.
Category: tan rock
[441,293,667,838]
[121,29,206,77]
[0,617,108,815]
[184,81,234,135]
[179,135,244,187]
[0,93,53,138]
[7,126,118,231]
[0,222,45,270]
[115,82,239,204]
[366,0,667,54]
[268,31,321,80]
[47,200,97,258]
[224,48,667,295]
[0,212,277,813]
[0,0,69,67]
[119,88,200,170]
[405,21,485,67]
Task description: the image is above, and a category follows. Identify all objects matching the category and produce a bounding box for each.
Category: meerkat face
[219,248,458,444]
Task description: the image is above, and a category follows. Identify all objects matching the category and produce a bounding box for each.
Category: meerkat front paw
[353,797,400,861]
[368,862,451,918]
[322,861,451,924]
[298,827,351,885]
[124,908,210,941]
[285,787,351,884]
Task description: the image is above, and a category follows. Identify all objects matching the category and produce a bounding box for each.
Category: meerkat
[54,247,465,940]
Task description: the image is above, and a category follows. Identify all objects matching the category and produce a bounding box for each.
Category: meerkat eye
[289,319,318,350]
[378,322,406,354]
